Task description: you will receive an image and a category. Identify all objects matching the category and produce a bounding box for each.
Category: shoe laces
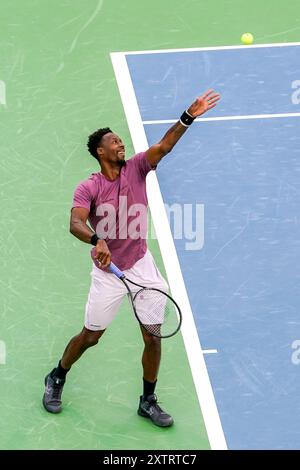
[52,378,64,399]
[146,394,164,413]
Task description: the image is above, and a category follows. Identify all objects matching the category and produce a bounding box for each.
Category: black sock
[143,378,157,400]
[52,360,70,380]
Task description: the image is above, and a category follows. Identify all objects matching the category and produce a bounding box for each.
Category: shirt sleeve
[130,152,156,179]
[72,180,93,211]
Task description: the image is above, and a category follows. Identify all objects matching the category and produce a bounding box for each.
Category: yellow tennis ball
[241,33,254,45]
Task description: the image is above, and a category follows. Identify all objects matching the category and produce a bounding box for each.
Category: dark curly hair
[87,127,113,160]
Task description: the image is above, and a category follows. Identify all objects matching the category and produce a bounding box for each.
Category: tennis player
[43,89,220,427]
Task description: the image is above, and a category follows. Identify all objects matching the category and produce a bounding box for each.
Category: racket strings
[133,288,180,337]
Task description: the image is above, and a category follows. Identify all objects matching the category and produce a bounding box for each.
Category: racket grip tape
[109,262,125,279]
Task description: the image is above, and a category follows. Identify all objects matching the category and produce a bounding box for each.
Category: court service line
[111,51,227,451]
[117,41,300,55]
[202,349,218,354]
[143,112,300,125]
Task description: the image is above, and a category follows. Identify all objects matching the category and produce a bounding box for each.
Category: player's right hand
[95,239,111,268]
[187,89,220,117]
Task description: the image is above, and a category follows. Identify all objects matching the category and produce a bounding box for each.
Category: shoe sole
[42,396,62,414]
[137,408,174,427]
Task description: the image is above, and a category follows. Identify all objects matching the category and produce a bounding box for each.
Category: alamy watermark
[0,80,6,106]
[291,340,300,365]
[291,80,300,105]
[94,196,204,251]
[163,202,204,250]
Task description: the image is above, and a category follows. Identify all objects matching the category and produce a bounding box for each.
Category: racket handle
[91,248,125,278]
[109,262,125,279]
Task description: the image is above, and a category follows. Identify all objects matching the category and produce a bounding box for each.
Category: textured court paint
[126,45,300,120]
[143,117,300,449]
[127,44,300,448]
[0,0,299,450]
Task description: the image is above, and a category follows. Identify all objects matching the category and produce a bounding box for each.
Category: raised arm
[145,89,220,167]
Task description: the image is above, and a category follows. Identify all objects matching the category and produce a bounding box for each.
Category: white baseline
[114,41,300,55]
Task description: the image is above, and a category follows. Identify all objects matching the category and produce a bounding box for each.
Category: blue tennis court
[113,44,300,449]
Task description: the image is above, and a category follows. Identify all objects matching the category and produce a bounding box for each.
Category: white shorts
[84,250,169,331]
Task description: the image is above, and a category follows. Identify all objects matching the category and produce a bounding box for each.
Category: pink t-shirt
[72,152,154,270]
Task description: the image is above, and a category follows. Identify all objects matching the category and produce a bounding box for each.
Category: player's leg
[140,325,161,383]
[42,327,105,414]
[138,325,173,427]
[128,251,173,427]
[43,265,126,414]
[60,326,105,370]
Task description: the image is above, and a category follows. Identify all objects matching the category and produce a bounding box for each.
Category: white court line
[143,112,300,125]
[203,349,218,354]
[110,51,227,451]
[0,340,6,364]
[114,41,300,55]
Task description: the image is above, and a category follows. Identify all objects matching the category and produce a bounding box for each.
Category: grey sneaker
[42,369,65,414]
[138,394,174,427]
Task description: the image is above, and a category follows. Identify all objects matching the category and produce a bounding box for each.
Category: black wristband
[179,109,195,127]
[90,233,100,246]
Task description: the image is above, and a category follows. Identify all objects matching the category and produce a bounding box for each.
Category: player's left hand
[187,89,220,117]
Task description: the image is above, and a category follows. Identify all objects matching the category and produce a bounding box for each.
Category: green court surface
[0,0,298,450]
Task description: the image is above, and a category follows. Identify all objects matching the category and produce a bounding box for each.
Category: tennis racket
[109,262,182,338]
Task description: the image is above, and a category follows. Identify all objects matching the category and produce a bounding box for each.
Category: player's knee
[82,330,103,348]
[143,332,161,348]
[86,336,99,347]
